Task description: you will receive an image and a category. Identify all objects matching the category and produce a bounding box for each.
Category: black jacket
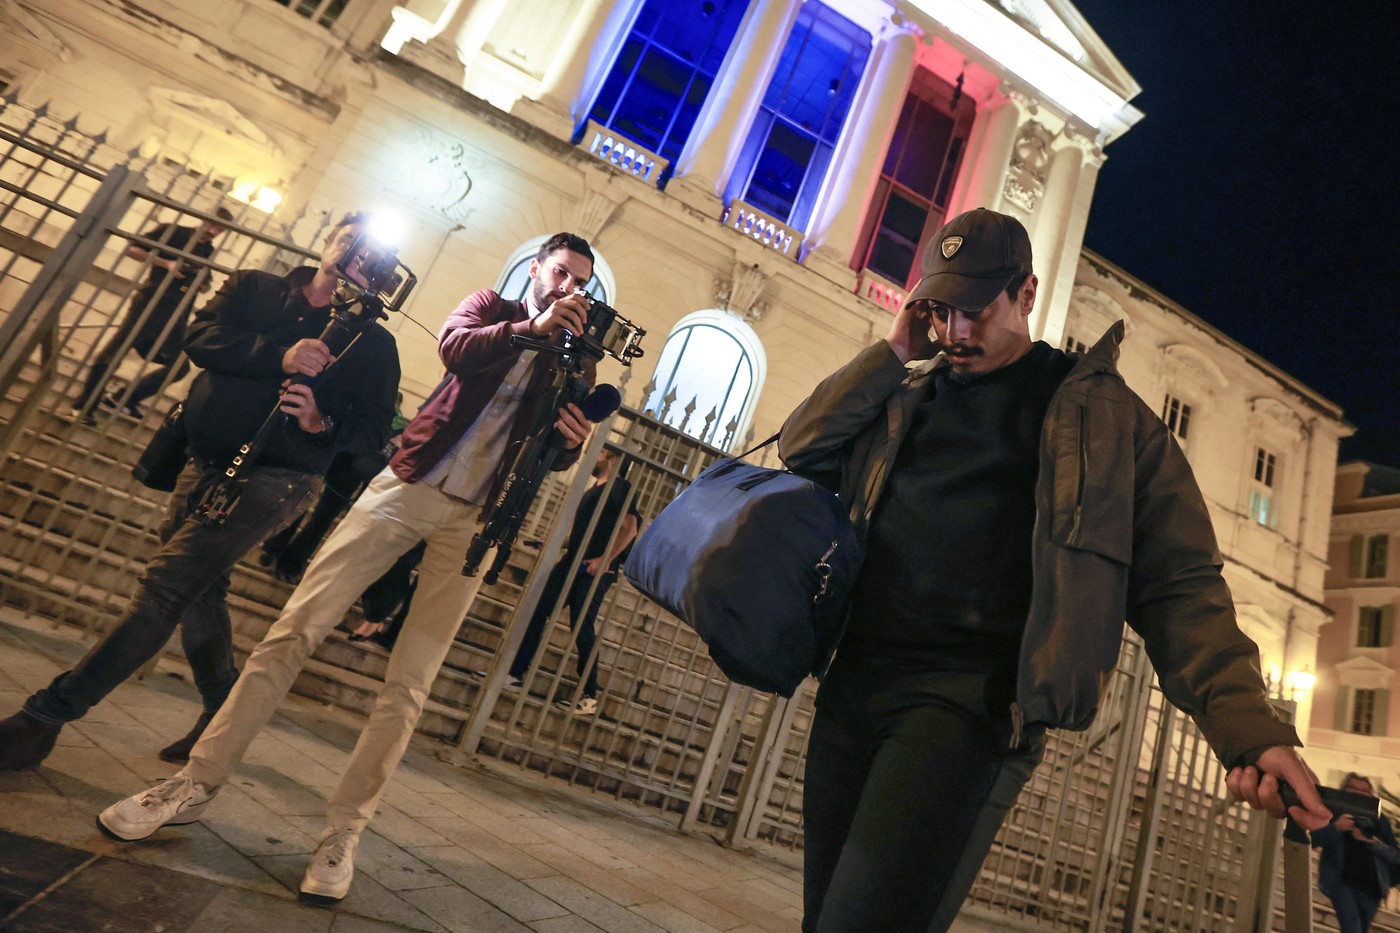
[779,323,1299,765]
[183,267,400,475]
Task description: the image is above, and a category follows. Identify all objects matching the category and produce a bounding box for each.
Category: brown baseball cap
[906,208,1032,311]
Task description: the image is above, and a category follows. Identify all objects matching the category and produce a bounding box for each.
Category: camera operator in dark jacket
[0,212,399,770]
[1313,773,1400,932]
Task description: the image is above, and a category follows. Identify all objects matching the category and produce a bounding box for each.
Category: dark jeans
[77,292,190,412]
[1327,887,1382,933]
[802,657,1044,933]
[509,557,615,698]
[261,452,372,578]
[26,461,319,724]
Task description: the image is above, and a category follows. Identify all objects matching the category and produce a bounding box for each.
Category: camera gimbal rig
[461,290,643,583]
[191,235,416,526]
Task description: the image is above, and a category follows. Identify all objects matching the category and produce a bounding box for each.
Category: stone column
[802,18,919,275]
[668,0,803,210]
[941,89,1025,217]
[391,0,502,86]
[1027,138,1086,342]
[511,0,642,137]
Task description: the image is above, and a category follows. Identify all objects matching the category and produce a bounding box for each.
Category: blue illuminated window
[727,2,870,230]
[586,0,752,168]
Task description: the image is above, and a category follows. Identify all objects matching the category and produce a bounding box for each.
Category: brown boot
[0,709,63,770]
[157,710,215,764]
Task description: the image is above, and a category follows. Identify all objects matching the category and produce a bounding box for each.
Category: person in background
[507,446,640,715]
[1312,773,1400,933]
[75,206,234,419]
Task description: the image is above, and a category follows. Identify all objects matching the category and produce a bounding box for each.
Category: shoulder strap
[735,432,781,461]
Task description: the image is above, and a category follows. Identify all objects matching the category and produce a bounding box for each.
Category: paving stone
[186,883,335,932]
[524,875,667,933]
[399,882,534,933]
[4,855,219,933]
[0,829,93,916]
[408,844,568,922]
[631,899,727,933]
[0,613,804,933]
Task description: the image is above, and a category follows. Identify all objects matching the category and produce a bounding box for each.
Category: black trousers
[802,657,1044,933]
[509,557,614,698]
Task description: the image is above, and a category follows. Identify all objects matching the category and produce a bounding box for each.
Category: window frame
[853,70,975,287]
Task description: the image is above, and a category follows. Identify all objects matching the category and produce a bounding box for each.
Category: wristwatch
[318,414,336,436]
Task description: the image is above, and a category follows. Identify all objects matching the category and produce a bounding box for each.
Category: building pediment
[1336,656,1396,691]
[909,0,1143,140]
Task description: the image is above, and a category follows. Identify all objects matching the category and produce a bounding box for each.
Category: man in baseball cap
[778,207,1330,931]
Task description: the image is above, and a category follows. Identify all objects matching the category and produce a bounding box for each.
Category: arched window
[494,235,617,305]
[644,310,765,449]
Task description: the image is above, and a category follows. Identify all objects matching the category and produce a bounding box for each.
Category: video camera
[565,287,645,366]
[334,231,417,314]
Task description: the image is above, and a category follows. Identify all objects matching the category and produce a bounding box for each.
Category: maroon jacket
[390,288,592,501]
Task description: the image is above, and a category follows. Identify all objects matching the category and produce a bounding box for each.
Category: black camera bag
[132,402,189,492]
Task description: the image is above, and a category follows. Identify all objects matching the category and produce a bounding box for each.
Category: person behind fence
[507,446,639,716]
[1312,772,1400,933]
[776,207,1332,932]
[74,206,235,420]
[0,210,399,771]
[95,231,598,904]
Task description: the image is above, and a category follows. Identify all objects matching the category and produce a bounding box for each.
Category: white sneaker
[98,775,218,841]
[300,830,359,901]
[560,696,598,716]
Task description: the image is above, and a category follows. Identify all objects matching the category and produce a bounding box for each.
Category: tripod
[461,331,602,584]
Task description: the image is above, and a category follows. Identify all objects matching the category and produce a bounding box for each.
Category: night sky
[1066,1,1397,465]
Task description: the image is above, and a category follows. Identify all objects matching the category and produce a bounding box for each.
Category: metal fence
[0,93,1368,931]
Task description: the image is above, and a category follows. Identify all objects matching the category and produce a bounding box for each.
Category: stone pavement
[0,609,803,932]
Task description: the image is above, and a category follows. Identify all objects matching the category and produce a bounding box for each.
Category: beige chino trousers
[181,467,486,834]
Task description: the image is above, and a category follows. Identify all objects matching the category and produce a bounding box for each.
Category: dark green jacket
[778,322,1299,766]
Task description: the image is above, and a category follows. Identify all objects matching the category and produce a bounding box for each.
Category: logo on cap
[941,236,963,259]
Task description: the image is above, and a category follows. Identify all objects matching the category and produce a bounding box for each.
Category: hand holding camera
[529,291,590,338]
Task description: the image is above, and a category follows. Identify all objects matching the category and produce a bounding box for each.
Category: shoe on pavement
[97,775,218,840]
[157,710,215,764]
[0,709,63,770]
[505,675,523,691]
[555,695,597,716]
[300,830,359,902]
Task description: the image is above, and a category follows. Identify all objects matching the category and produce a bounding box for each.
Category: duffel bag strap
[736,432,781,461]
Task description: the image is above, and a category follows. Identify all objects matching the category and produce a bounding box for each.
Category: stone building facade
[2,0,1349,738]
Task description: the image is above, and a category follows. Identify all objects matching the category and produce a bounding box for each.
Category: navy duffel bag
[624,450,863,697]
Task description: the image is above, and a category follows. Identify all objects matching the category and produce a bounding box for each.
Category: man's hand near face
[885,300,940,364]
